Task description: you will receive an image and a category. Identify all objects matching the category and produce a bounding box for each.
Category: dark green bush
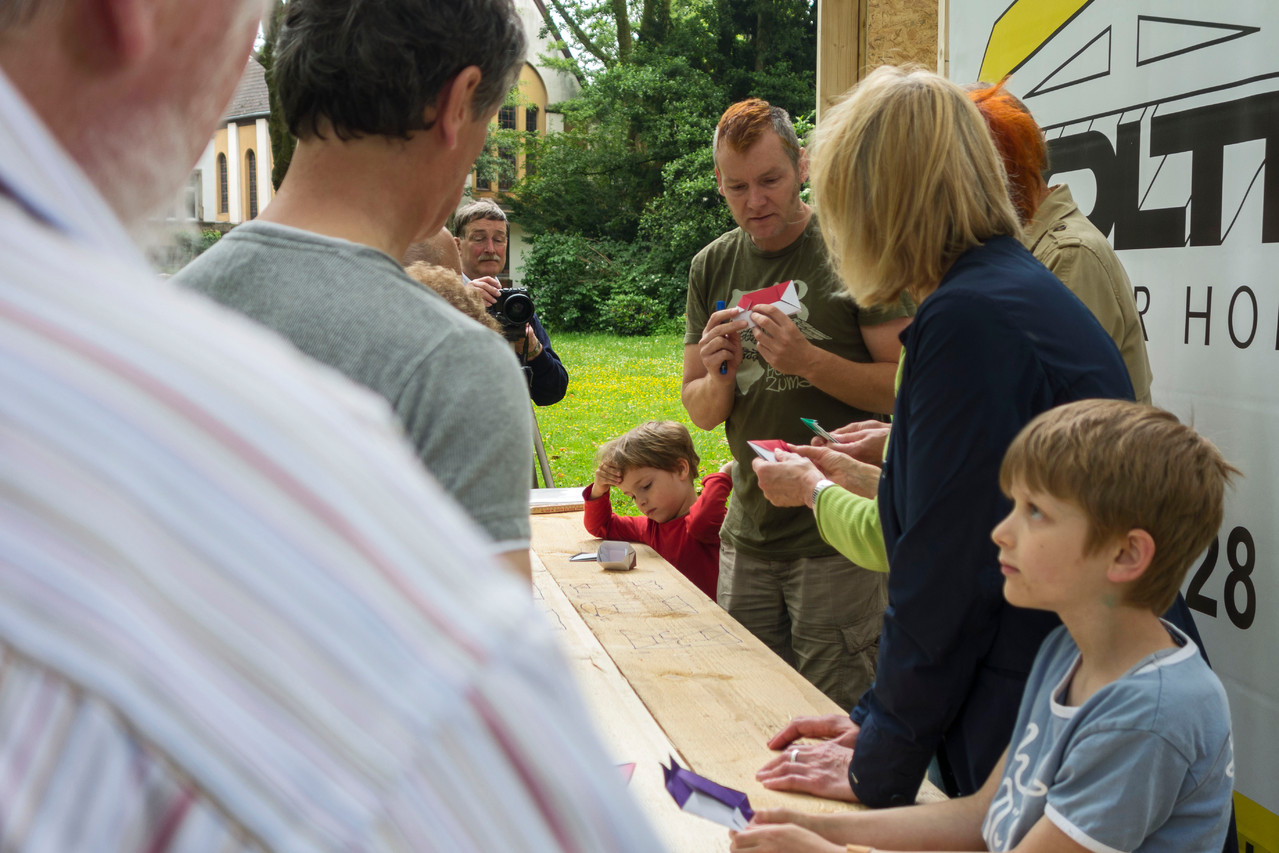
[524,233,693,334]
[603,292,663,336]
[522,233,625,332]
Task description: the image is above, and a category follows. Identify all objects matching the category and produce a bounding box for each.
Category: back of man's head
[0,0,265,225]
[275,0,526,141]
[713,98,801,171]
[403,227,464,274]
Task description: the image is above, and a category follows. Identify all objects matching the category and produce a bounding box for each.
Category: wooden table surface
[530,510,943,852]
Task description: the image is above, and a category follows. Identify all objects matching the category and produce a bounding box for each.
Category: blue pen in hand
[715,300,728,374]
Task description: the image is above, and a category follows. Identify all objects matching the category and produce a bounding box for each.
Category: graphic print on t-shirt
[982,722,1049,851]
[728,278,833,395]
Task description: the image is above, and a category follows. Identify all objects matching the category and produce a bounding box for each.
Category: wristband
[810,477,836,510]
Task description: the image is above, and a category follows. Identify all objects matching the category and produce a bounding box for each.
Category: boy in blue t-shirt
[730,399,1237,853]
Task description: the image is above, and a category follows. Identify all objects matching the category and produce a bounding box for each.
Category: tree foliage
[256,0,295,191]
[511,0,816,333]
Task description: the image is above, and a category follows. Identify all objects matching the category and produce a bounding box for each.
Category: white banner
[949,0,1279,830]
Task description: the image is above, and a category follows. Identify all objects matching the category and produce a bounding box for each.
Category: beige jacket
[1023,184,1154,404]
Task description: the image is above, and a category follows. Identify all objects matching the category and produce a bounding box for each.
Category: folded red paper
[736,280,801,328]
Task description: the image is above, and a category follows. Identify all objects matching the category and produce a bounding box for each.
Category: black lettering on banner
[1114,120,1187,250]
[1048,91,1279,246]
[1224,527,1257,630]
[1185,286,1212,345]
[1149,91,1279,246]
[1134,285,1150,341]
[1187,537,1219,618]
[1228,286,1258,348]
[1186,526,1258,630]
[1049,130,1119,238]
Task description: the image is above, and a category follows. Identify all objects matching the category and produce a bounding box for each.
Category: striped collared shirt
[0,68,665,852]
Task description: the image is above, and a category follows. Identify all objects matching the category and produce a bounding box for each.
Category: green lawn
[534,332,731,515]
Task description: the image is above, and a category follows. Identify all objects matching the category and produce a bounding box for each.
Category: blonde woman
[752,67,1136,811]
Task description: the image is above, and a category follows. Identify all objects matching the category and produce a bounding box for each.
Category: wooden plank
[530,487,586,514]
[817,0,863,118]
[531,511,945,820]
[533,553,728,851]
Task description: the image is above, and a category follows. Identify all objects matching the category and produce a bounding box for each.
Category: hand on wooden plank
[755,715,860,802]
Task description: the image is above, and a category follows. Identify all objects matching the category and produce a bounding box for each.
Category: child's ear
[676,459,691,481]
[1107,529,1156,584]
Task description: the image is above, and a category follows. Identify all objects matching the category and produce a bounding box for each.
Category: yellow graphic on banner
[979,0,1095,81]
[1237,792,1279,853]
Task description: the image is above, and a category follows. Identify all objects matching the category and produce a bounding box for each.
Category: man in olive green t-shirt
[682,99,912,710]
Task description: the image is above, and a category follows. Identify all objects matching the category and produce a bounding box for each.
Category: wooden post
[817,0,863,120]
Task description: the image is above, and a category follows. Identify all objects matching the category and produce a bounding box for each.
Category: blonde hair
[1000,399,1240,614]
[403,262,502,334]
[810,65,1022,307]
[597,421,700,479]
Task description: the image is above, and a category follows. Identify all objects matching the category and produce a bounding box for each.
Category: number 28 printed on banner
[1187,526,1258,631]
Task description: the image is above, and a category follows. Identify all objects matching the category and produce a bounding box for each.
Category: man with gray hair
[453,199,568,406]
[0,0,663,848]
[176,0,537,578]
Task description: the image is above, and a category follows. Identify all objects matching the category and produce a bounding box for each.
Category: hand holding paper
[747,439,790,462]
[736,280,801,329]
[752,445,824,508]
[739,281,817,376]
[663,757,755,830]
[698,304,747,379]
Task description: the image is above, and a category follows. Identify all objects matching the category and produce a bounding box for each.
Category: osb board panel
[865,0,938,72]
[531,511,945,819]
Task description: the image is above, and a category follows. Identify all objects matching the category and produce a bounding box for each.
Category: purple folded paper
[662,757,754,830]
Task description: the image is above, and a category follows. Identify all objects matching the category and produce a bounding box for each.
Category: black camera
[488,288,535,342]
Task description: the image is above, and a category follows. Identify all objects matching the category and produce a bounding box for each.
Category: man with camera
[174,2,535,580]
[454,200,569,406]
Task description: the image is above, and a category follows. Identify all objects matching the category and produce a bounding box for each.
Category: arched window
[217,153,228,214]
[246,149,258,219]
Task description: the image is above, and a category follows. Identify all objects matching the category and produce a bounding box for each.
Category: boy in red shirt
[583,421,732,599]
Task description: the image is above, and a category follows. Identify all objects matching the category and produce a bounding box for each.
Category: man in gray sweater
[176,0,535,578]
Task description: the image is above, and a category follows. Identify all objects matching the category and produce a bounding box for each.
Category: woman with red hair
[970,80,1152,403]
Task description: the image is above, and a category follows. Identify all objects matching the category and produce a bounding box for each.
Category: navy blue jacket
[525,314,568,406]
[849,236,1137,807]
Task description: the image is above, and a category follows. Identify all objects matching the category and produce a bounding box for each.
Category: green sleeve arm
[813,486,889,572]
